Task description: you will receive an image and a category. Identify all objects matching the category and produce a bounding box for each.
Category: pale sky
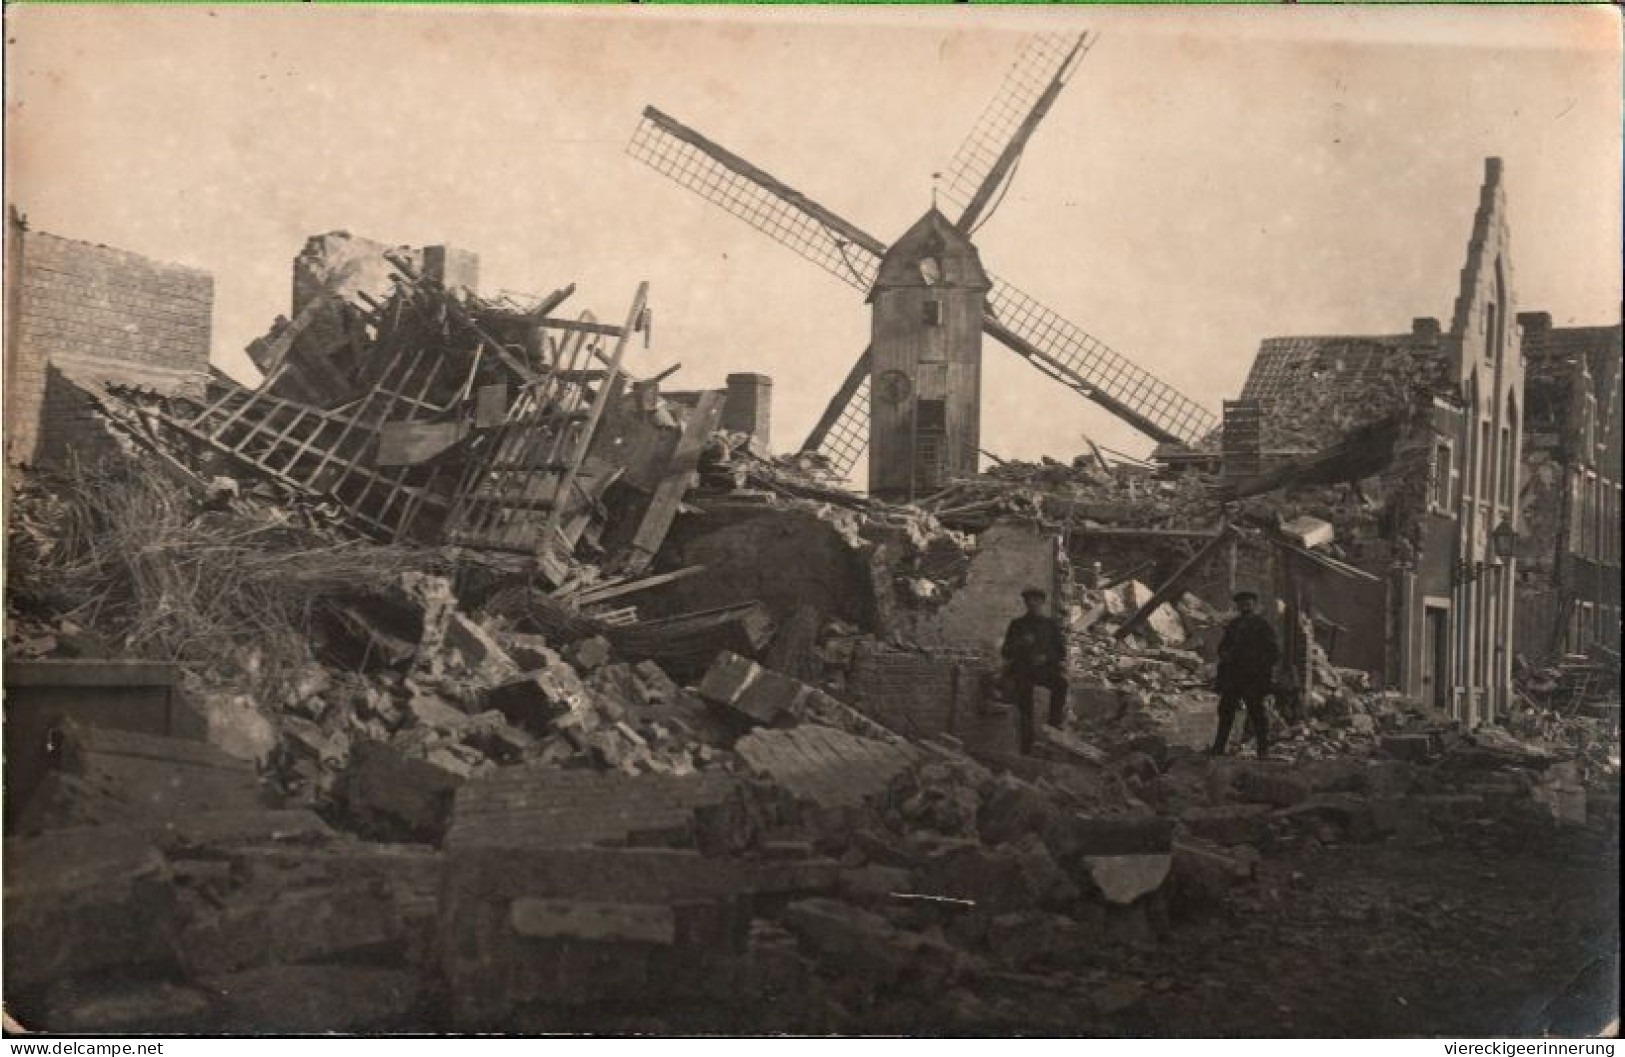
[5,5,1621,469]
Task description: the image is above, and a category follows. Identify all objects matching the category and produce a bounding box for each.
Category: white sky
[5,5,1621,467]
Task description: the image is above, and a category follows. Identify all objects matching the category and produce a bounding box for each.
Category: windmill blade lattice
[985,273,1218,446]
[940,34,1085,217]
[815,376,870,480]
[628,108,883,293]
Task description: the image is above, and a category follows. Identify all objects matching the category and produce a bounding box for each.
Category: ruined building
[1514,313,1622,660]
[1225,158,1524,727]
[3,210,213,467]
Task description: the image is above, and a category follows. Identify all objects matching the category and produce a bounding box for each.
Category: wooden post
[621,388,723,574]
[1115,525,1236,640]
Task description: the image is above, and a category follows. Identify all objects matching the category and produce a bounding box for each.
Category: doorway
[1424,604,1451,712]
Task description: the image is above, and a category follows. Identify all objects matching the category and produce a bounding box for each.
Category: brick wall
[846,642,988,737]
[903,519,1064,649]
[5,221,212,466]
[445,765,739,852]
[723,373,773,451]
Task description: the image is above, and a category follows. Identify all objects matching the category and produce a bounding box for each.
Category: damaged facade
[2,209,213,468]
[1513,313,1622,662]
[1224,158,1525,728]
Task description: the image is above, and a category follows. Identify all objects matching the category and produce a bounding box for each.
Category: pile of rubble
[919,454,1219,534]
[5,244,1617,1033]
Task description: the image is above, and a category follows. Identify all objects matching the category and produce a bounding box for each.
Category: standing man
[1212,590,1279,758]
[1001,587,1069,755]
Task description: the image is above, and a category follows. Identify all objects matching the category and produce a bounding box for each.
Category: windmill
[627,31,1217,500]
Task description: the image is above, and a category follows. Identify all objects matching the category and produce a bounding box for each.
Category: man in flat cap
[1213,590,1279,758]
[1001,586,1069,755]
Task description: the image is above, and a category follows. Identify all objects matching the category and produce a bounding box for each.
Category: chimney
[422,245,480,297]
[1516,311,1552,341]
[723,373,773,452]
[1411,317,1441,339]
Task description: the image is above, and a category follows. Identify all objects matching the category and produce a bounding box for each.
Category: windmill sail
[940,33,1089,224]
[986,275,1218,446]
[628,107,883,292]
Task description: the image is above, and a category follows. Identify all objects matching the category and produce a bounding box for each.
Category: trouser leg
[1213,692,1239,754]
[1014,680,1037,754]
[1044,674,1069,727]
[1245,691,1268,755]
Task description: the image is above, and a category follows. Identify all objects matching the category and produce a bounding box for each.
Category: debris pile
[5,246,1616,1034]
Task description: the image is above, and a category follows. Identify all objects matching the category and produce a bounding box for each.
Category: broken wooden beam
[621,388,724,574]
[376,420,470,467]
[568,565,707,607]
[1115,524,1237,640]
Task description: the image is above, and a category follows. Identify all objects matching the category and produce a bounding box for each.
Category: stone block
[484,666,588,732]
[1043,815,1174,862]
[697,650,811,725]
[510,898,677,946]
[1170,839,1257,903]
[1233,769,1312,807]
[918,842,1029,912]
[405,692,471,730]
[443,613,520,686]
[1177,803,1273,846]
[340,739,464,843]
[1381,734,1436,762]
[838,864,915,904]
[782,898,951,985]
[977,777,1060,846]
[177,876,407,977]
[735,724,918,809]
[2,828,179,993]
[1083,854,1172,905]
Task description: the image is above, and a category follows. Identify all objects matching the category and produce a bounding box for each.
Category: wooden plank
[622,388,724,574]
[250,294,330,378]
[376,419,470,467]
[1115,525,1236,640]
[536,317,625,338]
[569,565,706,607]
[475,383,509,428]
[540,284,649,558]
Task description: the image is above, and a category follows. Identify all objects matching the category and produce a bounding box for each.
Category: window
[1499,426,1513,507]
[1479,421,1492,500]
[1569,471,1585,552]
[916,398,947,433]
[1583,474,1599,560]
[1432,443,1453,510]
[921,299,942,327]
[1484,303,1498,362]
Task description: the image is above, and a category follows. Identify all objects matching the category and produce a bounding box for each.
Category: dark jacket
[1216,612,1280,694]
[1002,613,1066,679]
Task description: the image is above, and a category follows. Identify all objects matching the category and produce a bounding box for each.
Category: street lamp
[1491,519,1518,562]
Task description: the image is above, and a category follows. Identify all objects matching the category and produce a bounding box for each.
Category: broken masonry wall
[252,231,480,403]
[4,220,212,467]
[637,506,874,629]
[289,232,479,321]
[902,519,1064,651]
[844,643,986,737]
[1388,400,1469,703]
[1514,316,1624,660]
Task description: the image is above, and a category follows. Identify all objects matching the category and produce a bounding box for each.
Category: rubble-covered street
[4,392,1617,1032]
